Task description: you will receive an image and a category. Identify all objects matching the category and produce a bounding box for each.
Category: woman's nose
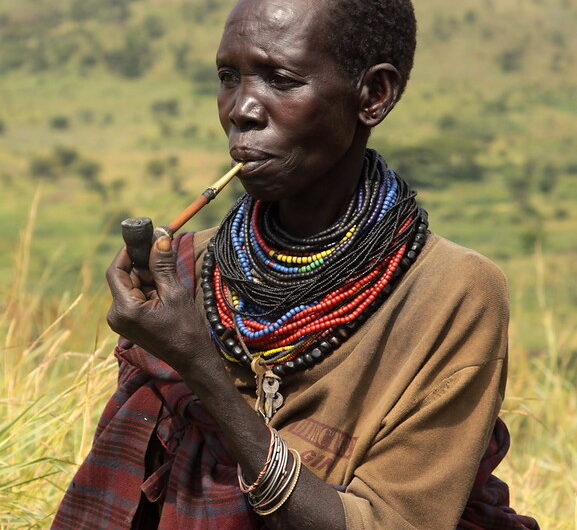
[228,80,267,131]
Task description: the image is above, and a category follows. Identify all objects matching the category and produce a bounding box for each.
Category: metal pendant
[262,371,284,424]
[252,358,284,424]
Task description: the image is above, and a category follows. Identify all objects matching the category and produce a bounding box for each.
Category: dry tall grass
[0,196,575,528]
[498,244,577,528]
[1,192,116,528]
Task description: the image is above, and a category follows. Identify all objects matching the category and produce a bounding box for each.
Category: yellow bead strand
[268,226,357,265]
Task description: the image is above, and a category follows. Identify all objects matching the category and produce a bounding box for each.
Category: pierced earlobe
[362,108,382,125]
[357,63,401,127]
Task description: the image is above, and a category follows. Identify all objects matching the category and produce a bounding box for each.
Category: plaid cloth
[52,231,539,530]
[52,232,261,529]
[458,418,540,529]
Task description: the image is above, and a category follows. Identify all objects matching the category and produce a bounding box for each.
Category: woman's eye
[218,70,239,88]
[269,74,300,90]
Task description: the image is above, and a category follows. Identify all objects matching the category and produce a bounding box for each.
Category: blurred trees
[50,116,70,130]
[180,0,228,23]
[70,0,135,24]
[0,0,160,78]
[28,147,107,199]
[376,124,486,190]
[498,47,525,73]
[106,29,154,78]
[0,0,239,79]
[145,155,184,194]
[504,159,565,253]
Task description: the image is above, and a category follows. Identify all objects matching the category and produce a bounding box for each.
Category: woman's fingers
[142,285,159,300]
[107,247,153,302]
[106,247,135,297]
[129,269,142,289]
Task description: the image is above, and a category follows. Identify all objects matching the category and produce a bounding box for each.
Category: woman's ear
[358,63,401,127]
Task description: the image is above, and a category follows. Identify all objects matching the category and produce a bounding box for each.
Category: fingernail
[156,236,171,252]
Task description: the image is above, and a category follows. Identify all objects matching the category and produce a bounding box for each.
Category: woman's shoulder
[406,232,509,303]
[168,228,218,289]
[426,232,504,273]
[380,232,510,374]
[191,227,219,254]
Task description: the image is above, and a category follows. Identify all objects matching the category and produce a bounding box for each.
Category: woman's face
[216,0,363,202]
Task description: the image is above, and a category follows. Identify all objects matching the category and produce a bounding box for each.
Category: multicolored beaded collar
[202,149,428,378]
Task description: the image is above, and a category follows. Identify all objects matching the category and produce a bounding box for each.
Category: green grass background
[1,0,576,527]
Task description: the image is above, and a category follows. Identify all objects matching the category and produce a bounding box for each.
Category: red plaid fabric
[458,418,540,529]
[52,231,539,529]
[52,232,261,530]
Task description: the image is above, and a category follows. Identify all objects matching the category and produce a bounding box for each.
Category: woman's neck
[275,145,367,238]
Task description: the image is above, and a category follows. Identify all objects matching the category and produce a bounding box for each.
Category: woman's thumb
[148,235,178,293]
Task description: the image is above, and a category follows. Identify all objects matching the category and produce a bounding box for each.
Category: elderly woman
[53,0,539,529]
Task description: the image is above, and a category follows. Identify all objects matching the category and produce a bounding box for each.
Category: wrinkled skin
[106,239,213,378]
[106,0,400,527]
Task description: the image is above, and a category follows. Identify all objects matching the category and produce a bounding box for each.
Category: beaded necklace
[201,150,429,381]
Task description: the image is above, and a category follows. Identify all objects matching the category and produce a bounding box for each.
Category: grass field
[1,0,576,527]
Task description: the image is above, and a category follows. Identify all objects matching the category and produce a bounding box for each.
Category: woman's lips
[237,157,273,176]
[230,147,275,176]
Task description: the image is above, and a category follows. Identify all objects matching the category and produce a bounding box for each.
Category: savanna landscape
[1,0,576,527]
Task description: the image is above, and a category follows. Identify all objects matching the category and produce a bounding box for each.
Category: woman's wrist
[177,347,225,387]
[160,323,220,375]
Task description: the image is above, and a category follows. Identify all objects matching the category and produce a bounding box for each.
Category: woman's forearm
[181,356,347,530]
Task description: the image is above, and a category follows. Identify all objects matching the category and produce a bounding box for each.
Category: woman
[53,0,539,528]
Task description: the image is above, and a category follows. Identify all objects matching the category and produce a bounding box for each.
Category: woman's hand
[105,236,217,377]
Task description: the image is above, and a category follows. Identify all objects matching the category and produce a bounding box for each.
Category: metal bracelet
[253,449,302,516]
[237,425,276,494]
[248,435,288,507]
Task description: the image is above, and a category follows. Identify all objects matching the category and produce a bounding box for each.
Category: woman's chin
[242,186,285,203]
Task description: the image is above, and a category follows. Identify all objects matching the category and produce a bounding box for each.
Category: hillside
[1,0,576,264]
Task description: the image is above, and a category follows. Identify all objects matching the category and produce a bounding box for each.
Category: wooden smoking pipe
[121,162,244,269]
